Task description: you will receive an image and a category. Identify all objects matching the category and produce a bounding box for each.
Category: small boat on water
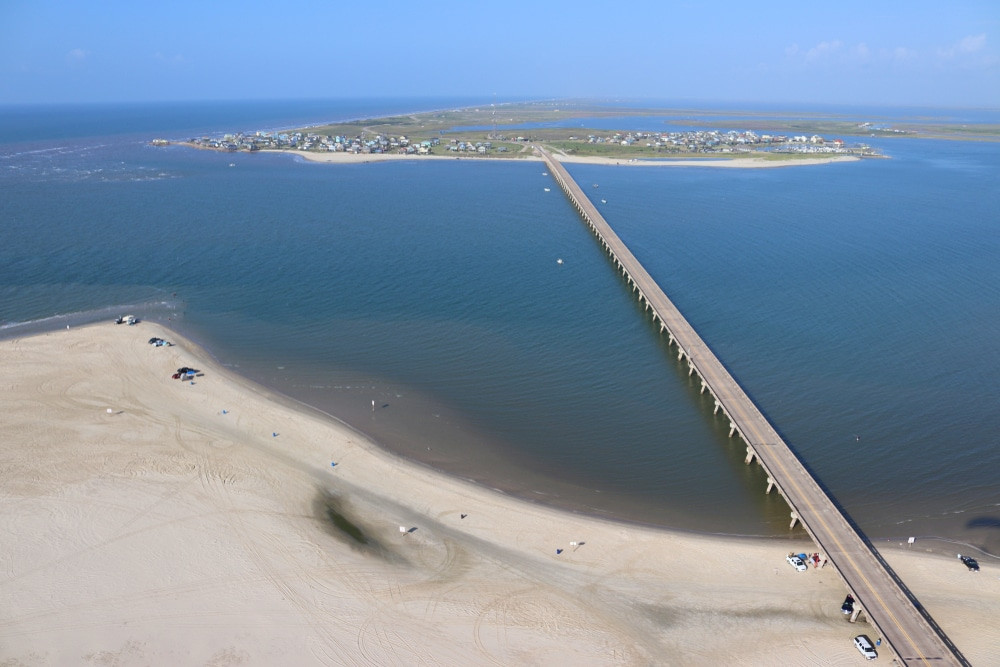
[544,187,550,192]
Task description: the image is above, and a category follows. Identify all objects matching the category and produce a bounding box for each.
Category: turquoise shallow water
[2,101,998,553]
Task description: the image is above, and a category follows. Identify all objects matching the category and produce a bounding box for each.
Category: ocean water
[2,100,998,554]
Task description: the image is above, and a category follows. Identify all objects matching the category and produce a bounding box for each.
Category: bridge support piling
[535,146,967,666]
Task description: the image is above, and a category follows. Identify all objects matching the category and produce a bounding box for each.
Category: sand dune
[1,323,995,665]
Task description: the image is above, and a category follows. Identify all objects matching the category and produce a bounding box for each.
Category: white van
[853,634,878,660]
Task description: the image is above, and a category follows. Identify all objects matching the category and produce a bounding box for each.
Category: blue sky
[2,0,998,108]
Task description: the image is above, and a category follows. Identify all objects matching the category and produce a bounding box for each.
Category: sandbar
[1,323,995,664]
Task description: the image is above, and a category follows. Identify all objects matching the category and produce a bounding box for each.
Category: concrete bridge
[536,146,967,666]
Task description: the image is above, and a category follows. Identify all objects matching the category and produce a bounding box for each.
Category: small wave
[0,300,182,336]
[0,146,70,159]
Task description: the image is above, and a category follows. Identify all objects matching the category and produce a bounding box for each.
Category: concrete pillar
[849,607,861,623]
[789,512,799,530]
[713,401,720,414]
[745,446,755,465]
[766,478,775,494]
[729,423,737,437]
[700,381,707,394]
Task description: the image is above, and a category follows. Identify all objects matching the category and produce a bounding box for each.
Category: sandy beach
[1,323,996,665]
[271,147,860,169]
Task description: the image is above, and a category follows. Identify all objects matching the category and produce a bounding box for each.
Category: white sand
[276,148,859,169]
[1,324,996,665]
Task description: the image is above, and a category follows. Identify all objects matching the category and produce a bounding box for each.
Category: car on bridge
[785,553,808,572]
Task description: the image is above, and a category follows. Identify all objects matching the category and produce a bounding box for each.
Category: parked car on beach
[853,634,878,660]
[958,554,980,571]
[785,553,808,572]
[841,594,855,615]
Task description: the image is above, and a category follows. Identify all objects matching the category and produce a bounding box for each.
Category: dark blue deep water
[2,100,998,554]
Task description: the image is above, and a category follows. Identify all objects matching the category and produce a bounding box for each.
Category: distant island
[157,101,996,164]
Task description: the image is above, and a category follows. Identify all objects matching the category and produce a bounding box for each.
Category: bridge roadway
[536,146,966,666]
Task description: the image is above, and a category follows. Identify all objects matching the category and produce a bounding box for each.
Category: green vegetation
[283,101,997,161]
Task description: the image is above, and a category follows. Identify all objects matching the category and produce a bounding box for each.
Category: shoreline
[279,147,861,168]
[2,322,997,663]
[174,141,861,168]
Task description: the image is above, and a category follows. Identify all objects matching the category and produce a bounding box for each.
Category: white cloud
[957,34,986,54]
[154,52,186,64]
[805,40,843,61]
[66,48,88,68]
[938,34,987,59]
[786,40,922,68]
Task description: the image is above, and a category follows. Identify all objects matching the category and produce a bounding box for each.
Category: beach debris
[272,432,278,437]
[460,514,467,519]
[330,461,337,467]
[221,409,228,414]
[106,408,113,414]
[556,548,563,554]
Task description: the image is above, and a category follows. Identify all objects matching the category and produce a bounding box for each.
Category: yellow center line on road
[753,420,929,664]
[539,145,951,663]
